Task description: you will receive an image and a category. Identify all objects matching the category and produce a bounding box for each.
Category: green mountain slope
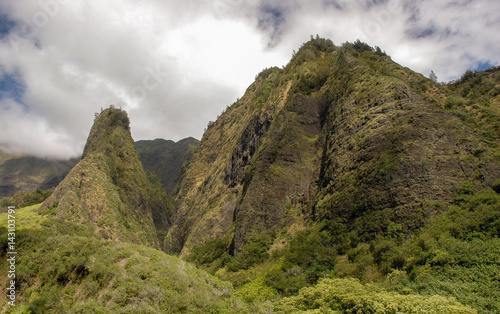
[167,39,499,313]
[136,137,199,195]
[314,46,499,241]
[0,204,249,313]
[166,38,499,256]
[39,107,171,248]
[0,137,196,202]
[0,38,497,313]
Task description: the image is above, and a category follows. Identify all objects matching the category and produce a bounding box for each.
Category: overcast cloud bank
[0,0,498,159]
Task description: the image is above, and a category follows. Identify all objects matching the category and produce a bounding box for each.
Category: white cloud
[0,0,498,159]
[0,98,84,159]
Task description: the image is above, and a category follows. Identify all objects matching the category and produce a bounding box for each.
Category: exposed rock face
[164,68,288,256]
[165,39,500,256]
[40,107,171,248]
[232,95,323,252]
[225,113,272,187]
[316,78,499,239]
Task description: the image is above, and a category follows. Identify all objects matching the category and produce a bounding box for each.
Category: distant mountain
[0,137,197,200]
[136,137,199,195]
[0,150,78,198]
[39,107,172,248]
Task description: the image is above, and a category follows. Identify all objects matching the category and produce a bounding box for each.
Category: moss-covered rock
[39,107,172,248]
[168,38,499,258]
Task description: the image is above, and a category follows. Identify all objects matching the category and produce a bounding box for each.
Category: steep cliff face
[163,67,290,255]
[40,107,172,248]
[224,113,273,187]
[315,54,499,239]
[231,94,323,252]
[166,39,500,256]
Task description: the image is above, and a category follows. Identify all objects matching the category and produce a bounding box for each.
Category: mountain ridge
[0,151,78,198]
[0,137,197,204]
[166,38,499,256]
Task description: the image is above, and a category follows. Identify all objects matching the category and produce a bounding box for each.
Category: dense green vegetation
[276,277,477,313]
[186,185,499,313]
[3,187,491,312]
[0,205,249,313]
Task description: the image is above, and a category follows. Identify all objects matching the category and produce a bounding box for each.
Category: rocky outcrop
[232,95,323,252]
[40,107,171,248]
[316,78,499,239]
[225,113,272,187]
[164,67,287,256]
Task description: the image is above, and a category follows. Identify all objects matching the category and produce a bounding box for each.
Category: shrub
[226,233,272,271]
[276,277,477,313]
[185,237,231,272]
[352,39,374,53]
[264,267,308,296]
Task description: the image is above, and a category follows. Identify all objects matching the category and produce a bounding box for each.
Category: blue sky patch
[408,27,436,39]
[474,61,495,72]
[0,14,15,39]
[0,72,26,103]
[258,5,286,32]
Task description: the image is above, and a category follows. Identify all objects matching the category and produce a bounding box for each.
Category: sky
[0,0,499,159]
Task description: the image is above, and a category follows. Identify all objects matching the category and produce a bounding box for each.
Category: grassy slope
[0,203,481,313]
[0,204,249,313]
